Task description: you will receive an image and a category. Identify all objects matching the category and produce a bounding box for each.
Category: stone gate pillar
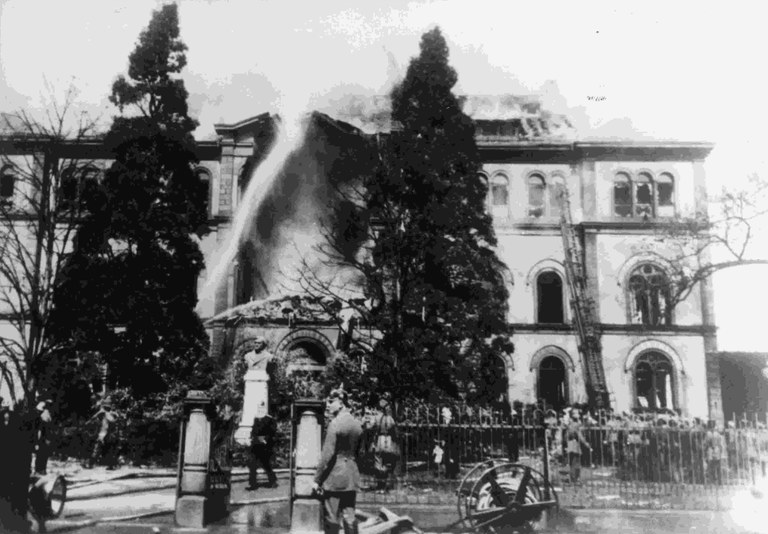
[175,390,215,528]
[291,400,324,534]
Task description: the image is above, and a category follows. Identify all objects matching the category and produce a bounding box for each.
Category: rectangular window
[0,174,14,201]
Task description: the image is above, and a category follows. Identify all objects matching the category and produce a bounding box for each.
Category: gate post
[175,390,215,528]
[291,399,325,534]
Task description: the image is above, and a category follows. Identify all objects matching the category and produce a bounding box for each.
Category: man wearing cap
[312,389,363,534]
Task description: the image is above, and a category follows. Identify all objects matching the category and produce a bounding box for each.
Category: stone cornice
[478,141,714,162]
[509,323,716,335]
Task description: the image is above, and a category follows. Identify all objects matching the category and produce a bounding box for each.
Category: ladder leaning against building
[558,183,611,410]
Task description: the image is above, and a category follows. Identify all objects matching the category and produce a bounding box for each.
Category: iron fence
[355,405,768,505]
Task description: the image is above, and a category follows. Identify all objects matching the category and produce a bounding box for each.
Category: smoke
[201,108,310,302]
[199,106,375,313]
[249,112,373,300]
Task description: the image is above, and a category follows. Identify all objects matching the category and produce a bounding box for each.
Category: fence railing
[354,406,768,496]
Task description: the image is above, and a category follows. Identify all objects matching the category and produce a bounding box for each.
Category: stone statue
[236,337,274,444]
[244,337,274,371]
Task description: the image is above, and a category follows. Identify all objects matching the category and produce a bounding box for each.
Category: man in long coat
[248,401,277,490]
[312,389,363,534]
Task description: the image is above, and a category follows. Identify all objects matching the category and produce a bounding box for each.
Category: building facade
[0,96,723,420]
[197,97,720,420]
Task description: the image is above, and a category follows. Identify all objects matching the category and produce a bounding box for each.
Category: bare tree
[645,174,768,313]
[0,87,100,404]
[0,87,99,530]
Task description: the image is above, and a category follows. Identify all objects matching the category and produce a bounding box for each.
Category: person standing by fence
[704,420,725,485]
[566,409,591,485]
[759,424,768,479]
[371,395,398,492]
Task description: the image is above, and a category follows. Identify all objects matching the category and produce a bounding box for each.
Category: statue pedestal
[235,369,269,445]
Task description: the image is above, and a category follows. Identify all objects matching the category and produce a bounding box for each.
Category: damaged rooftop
[325,94,577,142]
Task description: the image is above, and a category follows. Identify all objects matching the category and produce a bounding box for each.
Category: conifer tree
[54,4,212,395]
[307,28,513,402]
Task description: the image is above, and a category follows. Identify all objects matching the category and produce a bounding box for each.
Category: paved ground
[35,461,768,533]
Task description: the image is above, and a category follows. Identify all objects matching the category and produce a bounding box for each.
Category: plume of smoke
[201,103,309,302]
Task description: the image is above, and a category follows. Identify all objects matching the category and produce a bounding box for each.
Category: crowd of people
[541,406,768,486]
[367,400,768,487]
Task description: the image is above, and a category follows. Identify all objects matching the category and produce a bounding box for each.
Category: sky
[1,0,767,351]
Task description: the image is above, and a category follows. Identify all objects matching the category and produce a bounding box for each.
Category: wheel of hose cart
[29,474,67,521]
[457,459,502,528]
[463,462,558,534]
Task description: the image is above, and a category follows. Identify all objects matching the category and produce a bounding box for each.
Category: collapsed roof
[325,94,577,141]
[206,293,343,326]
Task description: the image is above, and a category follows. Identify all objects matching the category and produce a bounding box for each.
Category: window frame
[612,171,633,218]
[656,172,675,217]
[549,174,566,219]
[194,166,212,219]
[627,262,673,326]
[612,170,677,219]
[489,172,509,219]
[634,172,654,218]
[535,269,566,324]
[0,165,16,206]
[633,350,676,411]
[58,164,101,211]
[537,354,569,410]
[527,173,547,218]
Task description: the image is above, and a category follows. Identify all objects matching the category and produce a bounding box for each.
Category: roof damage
[323,94,577,142]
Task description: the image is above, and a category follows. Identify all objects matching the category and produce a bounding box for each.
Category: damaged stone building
[0,95,740,420]
[197,95,724,420]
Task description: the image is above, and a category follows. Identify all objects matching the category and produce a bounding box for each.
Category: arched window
[634,351,675,410]
[549,175,565,218]
[628,263,671,326]
[195,167,211,218]
[490,174,508,217]
[634,172,654,217]
[613,172,632,217]
[0,166,15,205]
[538,355,568,411]
[59,166,79,209]
[528,174,546,217]
[80,167,101,211]
[656,172,675,217]
[536,271,564,323]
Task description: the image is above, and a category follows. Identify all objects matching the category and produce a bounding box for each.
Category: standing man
[312,389,362,534]
[34,399,53,475]
[88,399,118,469]
[565,409,592,485]
[247,401,277,490]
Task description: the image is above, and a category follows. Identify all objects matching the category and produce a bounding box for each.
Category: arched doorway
[287,340,327,372]
[538,355,568,410]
